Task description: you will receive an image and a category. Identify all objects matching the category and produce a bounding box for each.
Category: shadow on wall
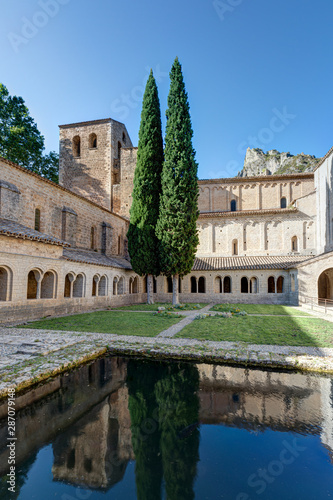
[59,138,111,209]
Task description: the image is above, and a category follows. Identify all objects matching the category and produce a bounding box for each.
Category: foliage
[127,70,164,277]
[0,83,59,182]
[156,58,199,279]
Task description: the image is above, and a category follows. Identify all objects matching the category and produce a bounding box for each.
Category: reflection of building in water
[52,385,134,490]
[0,357,128,478]
[198,364,333,453]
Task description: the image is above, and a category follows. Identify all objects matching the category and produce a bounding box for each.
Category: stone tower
[59,118,135,215]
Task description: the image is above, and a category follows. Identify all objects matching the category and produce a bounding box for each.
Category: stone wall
[0,158,128,257]
[314,148,333,255]
[198,174,314,213]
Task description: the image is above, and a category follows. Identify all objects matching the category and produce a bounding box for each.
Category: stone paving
[1,311,333,398]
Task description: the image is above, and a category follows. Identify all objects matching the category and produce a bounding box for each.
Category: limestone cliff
[238,148,321,177]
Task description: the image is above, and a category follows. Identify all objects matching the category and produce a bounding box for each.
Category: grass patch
[112,302,206,311]
[210,303,310,316]
[177,315,333,347]
[21,311,182,337]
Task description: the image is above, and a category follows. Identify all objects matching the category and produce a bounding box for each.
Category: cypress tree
[127,70,164,304]
[156,58,199,305]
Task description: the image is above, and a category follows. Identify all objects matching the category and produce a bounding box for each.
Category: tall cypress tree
[156,58,199,305]
[127,70,164,304]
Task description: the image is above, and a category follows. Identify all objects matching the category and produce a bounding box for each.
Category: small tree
[127,71,164,304]
[156,58,199,305]
[0,83,59,182]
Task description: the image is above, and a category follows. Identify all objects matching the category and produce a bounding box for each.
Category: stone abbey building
[0,117,333,322]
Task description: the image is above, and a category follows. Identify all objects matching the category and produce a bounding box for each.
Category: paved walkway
[157,303,214,338]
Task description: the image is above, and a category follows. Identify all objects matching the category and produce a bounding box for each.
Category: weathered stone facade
[0,115,333,320]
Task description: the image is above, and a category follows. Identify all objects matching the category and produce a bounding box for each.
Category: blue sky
[1,0,332,179]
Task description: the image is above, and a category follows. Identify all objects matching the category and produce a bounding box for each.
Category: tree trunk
[147,274,154,304]
[172,274,179,306]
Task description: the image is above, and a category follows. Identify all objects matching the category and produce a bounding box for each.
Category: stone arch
[153,277,157,294]
[129,276,139,294]
[198,276,206,293]
[113,276,119,295]
[64,272,74,298]
[318,269,333,301]
[277,276,284,293]
[73,273,85,298]
[241,277,248,294]
[118,276,125,295]
[249,276,258,294]
[27,269,42,300]
[224,276,231,293]
[72,136,80,157]
[215,276,222,293]
[0,266,12,301]
[191,276,197,293]
[98,276,107,296]
[92,274,100,296]
[268,276,275,293]
[41,270,57,299]
[89,133,97,148]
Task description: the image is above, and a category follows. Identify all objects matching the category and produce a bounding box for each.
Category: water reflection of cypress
[127,360,200,500]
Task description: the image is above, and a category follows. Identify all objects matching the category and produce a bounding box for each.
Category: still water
[1,356,333,499]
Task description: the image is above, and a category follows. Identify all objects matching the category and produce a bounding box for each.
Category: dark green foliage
[127,71,164,277]
[127,359,200,500]
[156,58,199,277]
[0,84,59,182]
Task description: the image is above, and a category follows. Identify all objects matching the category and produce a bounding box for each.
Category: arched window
[268,276,275,293]
[41,271,56,299]
[90,227,95,250]
[153,277,157,294]
[72,136,80,157]
[35,208,41,231]
[191,276,197,293]
[250,277,258,294]
[73,274,84,298]
[122,132,126,144]
[92,275,99,296]
[215,276,222,293]
[280,197,287,209]
[64,273,73,298]
[113,277,118,295]
[98,276,107,296]
[179,277,182,293]
[118,277,124,294]
[224,276,231,293]
[230,200,237,212]
[89,133,97,149]
[118,235,122,255]
[241,277,248,293]
[291,236,298,252]
[27,271,38,299]
[0,266,12,301]
[198,277,206,293]
[232,239,238,256]
[117,141,122,159]
[167,277,173,293]
[277,276,284,293]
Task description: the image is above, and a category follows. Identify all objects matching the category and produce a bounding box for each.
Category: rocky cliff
[238,148,321,177]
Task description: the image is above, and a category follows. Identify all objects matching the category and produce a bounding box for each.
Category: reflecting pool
[1,357,333,499]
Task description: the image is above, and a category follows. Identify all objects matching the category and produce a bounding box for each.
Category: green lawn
[210,303,310,316]
[177,315,333,347]
[111,302,206,311]
[21,311,182,337]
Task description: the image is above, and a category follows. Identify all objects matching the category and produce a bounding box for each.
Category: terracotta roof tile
[0,218,69,247]
[192,255,308,271]
[63,248,132,270]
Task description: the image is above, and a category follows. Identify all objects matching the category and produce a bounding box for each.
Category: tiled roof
[63,248,132,270]
[313,145,333,171]
[192,255,309,271]
[0,218,69,247]
[199,208,297,218]
[198,172,314,184]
